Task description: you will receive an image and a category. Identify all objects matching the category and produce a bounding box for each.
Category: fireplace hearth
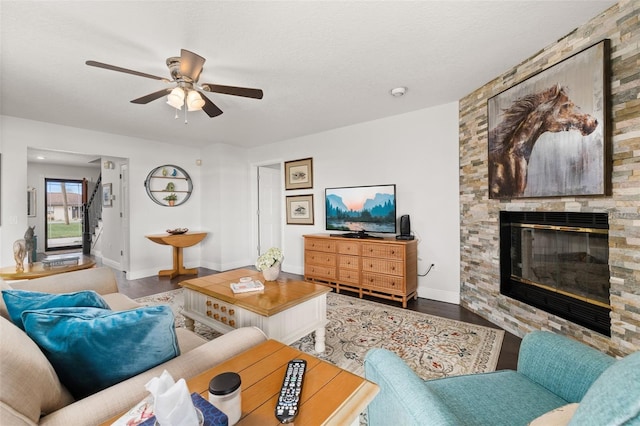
[499,211,610,336]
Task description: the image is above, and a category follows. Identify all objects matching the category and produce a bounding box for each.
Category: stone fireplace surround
[459,1,639,357]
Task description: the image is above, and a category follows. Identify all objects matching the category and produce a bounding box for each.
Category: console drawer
[337,241,360,255]
[305,264,336,280]
[306,251,336,267]
[305,238,336,253]
[338,254,359,270]
[338,268,360,284]
[361,272,405,293]
[361,258,403,276]
[361,243,404,260]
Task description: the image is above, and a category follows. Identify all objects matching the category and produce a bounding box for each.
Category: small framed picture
[102,183,113,207]
[286,194,314,225]
[284,157,313,190]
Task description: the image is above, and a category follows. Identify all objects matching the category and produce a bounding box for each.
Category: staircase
[82,176,102,255]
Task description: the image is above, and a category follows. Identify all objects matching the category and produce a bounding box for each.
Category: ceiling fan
[86,49,263,118]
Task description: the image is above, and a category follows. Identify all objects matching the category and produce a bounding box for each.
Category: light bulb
[186,90,205,111]
[167,87,184,109]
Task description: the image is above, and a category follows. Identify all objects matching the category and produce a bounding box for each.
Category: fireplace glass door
[511,225,609,306]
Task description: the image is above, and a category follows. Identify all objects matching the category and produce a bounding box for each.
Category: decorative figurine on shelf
[163,193,178,206]
[165,182,175,191]
[162,167,168,176]
[13,240,26,273]
[13,226,35,272]
[24,226,35,265]
[171,168,177,176]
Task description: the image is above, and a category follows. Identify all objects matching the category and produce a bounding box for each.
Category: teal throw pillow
[568,351,640,425]
[1,289,110,330]
[22,305,180,399]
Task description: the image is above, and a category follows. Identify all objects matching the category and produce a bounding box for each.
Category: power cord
[413,229,433,277]
[418,263,435,277]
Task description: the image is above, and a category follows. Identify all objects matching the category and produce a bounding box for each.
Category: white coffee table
[179,268,331,352]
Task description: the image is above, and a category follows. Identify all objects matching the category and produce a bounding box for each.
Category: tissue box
[139,393,228,426]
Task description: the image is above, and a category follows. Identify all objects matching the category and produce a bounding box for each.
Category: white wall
[247,102,461,303]
[0,116,202,279]
[2,102,461,303]
[200,143,254,271]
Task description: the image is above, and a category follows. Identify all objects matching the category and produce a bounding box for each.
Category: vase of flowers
[256,247,284,281]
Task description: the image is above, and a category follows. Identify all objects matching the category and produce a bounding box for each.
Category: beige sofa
[0,267,268,426]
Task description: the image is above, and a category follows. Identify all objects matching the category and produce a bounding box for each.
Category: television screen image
[325,184,396,234]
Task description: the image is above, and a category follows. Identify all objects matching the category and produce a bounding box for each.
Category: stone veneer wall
[459,0,639,357]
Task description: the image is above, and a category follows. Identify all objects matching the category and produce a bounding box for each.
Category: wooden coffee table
[180,269,332,352]
[102,339,379,426]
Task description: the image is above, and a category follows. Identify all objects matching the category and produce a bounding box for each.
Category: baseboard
[418,286,460,304]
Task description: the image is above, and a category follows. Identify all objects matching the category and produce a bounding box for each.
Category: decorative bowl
[166,228,188,235]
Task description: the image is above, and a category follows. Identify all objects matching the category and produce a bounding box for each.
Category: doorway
[44,178,84,251]
[257,164,282,256]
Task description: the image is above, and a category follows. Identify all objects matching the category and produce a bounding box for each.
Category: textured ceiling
[1,1,616,150]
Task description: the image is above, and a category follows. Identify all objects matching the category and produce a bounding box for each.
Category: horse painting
[488,85,598,198]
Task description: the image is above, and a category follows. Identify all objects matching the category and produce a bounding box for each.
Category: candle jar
[208,372,241,425]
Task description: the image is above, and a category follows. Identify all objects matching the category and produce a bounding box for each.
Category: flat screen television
[325,184,396,238]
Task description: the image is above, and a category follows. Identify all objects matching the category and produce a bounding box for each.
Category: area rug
[136,289,504,379]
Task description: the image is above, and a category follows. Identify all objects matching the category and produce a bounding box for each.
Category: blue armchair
[364,331,640,425]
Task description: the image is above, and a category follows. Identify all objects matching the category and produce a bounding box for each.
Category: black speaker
[396,215,414,240]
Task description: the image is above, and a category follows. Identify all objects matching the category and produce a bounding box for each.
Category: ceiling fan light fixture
[186,90,205,111]
[167,87,185,109]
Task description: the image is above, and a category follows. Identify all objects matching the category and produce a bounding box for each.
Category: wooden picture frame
[286,194,314,225]
[102,183,113,207]
[488,39,610,199]
[284,158,313,190]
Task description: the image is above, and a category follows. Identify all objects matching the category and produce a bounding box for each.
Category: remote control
[275,359,307,423]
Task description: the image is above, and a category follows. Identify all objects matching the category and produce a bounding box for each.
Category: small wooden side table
[145,232,207,278]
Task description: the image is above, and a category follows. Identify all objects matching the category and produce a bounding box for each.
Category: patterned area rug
[136,289,504,379]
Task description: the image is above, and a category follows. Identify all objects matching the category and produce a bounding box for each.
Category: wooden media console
[303,234,418,308]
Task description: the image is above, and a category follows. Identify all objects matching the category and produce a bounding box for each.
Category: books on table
[230,280,264,294]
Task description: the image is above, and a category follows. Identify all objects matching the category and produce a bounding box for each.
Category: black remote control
[275,359,307,423]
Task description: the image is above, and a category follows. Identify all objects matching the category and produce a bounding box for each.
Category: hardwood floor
[111,266,521,371]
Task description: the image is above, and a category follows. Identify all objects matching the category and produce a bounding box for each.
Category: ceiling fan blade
[199,92,223,117]
[201,83,264,99]
[180,49,206,82]
[86,60,169,82]
[130,89,171,104]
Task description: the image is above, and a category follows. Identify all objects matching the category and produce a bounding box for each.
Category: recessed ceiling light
[36,156,46,160]
[390,87,407,97]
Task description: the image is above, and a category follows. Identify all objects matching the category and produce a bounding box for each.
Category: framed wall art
[488,39,610,199]
[284,157,313,190]
[286,194,314,225]
[102,183,113,207]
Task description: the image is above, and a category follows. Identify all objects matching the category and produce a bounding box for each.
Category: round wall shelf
[144,165,193,207]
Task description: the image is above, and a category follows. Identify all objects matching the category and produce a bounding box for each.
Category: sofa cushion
[529,403,579,425]
[568,351,640,425]
[2,289,110,330]
[22,305,180,399]
[0,316,74,424]
[102,292,142,311]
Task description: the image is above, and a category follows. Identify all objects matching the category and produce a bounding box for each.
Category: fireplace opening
[499,211,610,336]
